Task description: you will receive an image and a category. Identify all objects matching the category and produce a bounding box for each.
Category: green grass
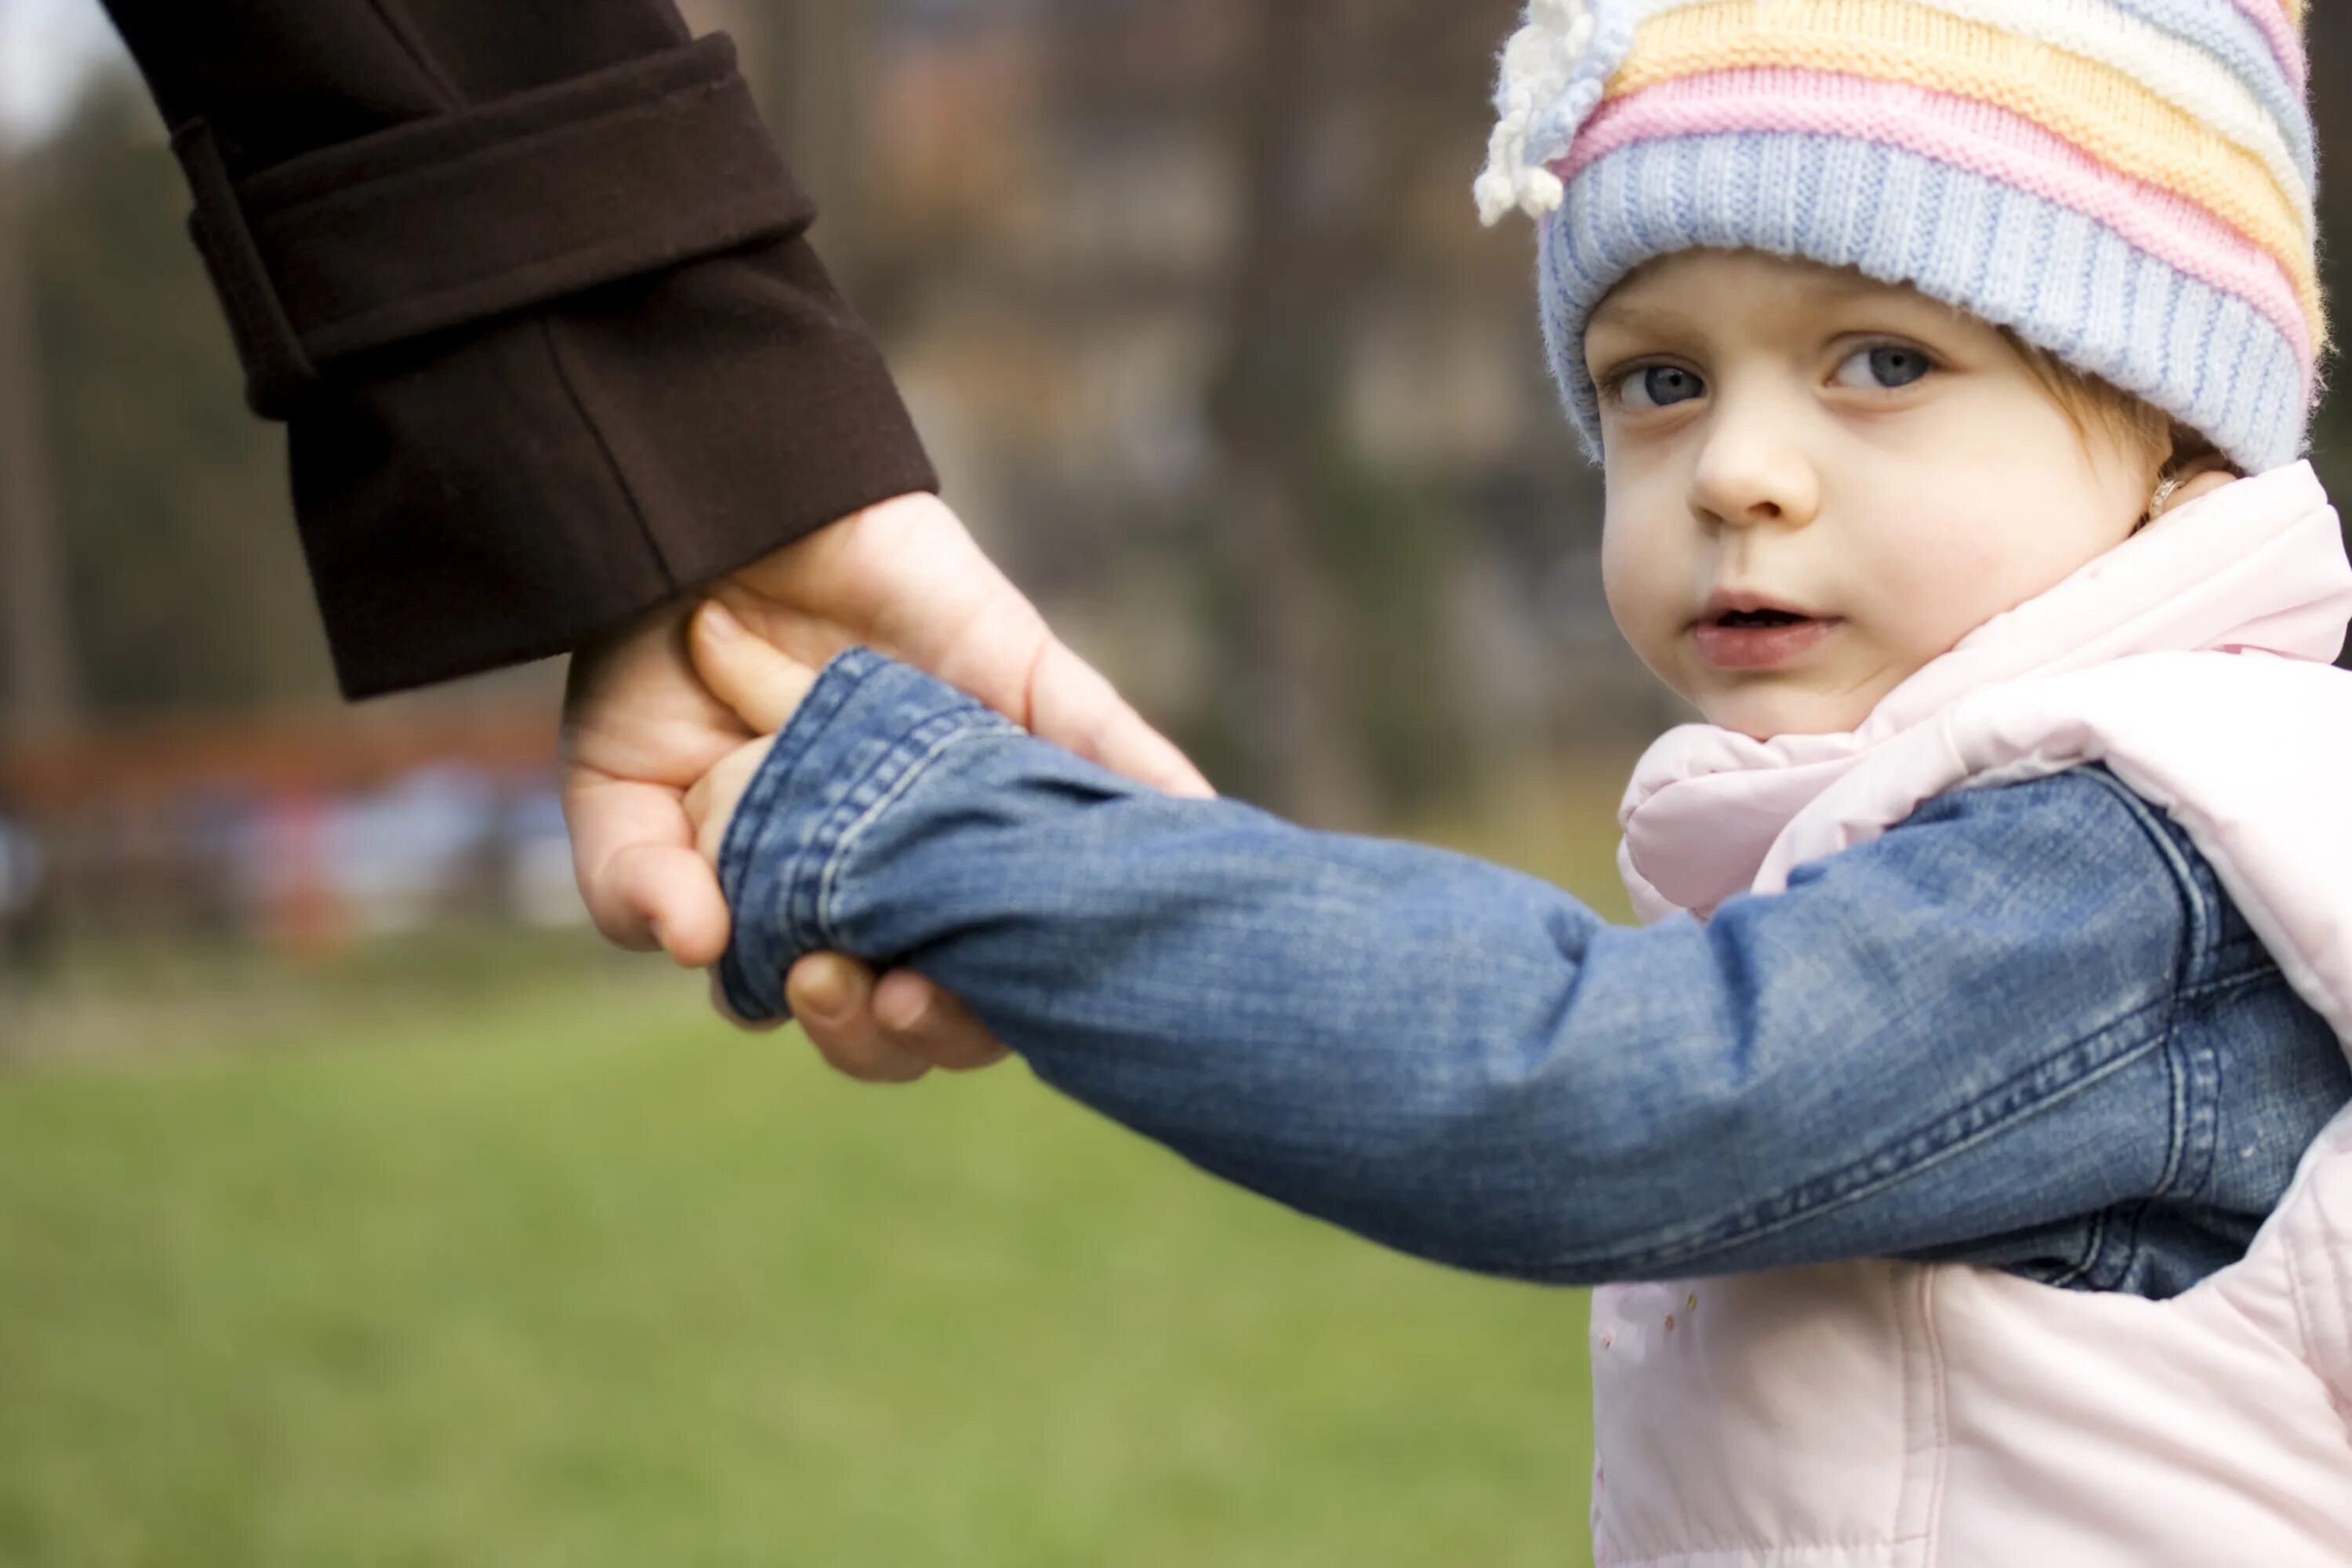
[0,954,1598,1566]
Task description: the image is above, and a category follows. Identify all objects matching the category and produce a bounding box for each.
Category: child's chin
[1702,688,1875,742]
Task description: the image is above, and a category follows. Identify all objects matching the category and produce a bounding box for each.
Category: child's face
[1587,250,2160,740]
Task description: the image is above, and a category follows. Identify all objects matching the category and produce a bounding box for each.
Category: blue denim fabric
[717,651,2352,1300]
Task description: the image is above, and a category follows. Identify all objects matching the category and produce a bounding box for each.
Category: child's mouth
[1692,608,1839,670]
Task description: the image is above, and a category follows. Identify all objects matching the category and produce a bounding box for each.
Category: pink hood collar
[1619,462,2352,922]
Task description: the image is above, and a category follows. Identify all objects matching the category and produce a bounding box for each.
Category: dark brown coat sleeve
[96,0,937,698]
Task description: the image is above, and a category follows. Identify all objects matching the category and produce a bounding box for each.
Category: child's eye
[1615,365,1707,411]
[1832,343,1934,391]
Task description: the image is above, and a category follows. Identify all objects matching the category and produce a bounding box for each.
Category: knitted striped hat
[1475,0,2319,474]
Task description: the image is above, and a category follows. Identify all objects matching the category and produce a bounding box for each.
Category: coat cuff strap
[173,33,811,419]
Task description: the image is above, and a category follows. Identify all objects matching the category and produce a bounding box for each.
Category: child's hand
[681,597,1013,1080]
[680,598,818,866]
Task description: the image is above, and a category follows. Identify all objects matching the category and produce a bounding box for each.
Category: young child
[681,2,2352,1560]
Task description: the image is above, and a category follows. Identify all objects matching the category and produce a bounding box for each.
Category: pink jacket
[1592,463,2352,1566]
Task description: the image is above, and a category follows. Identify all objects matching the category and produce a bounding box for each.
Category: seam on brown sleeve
[360,0,467,110]
[355,0,684,599]
[535,315,681,594]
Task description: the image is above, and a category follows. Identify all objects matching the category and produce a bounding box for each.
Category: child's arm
[691,628,2208,1288]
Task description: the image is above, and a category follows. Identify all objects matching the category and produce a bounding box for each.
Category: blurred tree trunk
[2300,5,2352,669]
[1193,1,1383,829]
[0,144,81,743]
[1199,1,1510,822]
[753,0,875,293]
[2303,6,2352,503]
[2307,8,2352,308]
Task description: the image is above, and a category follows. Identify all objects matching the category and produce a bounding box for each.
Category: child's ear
[689,599,820,734]
[2151,467,2239,523]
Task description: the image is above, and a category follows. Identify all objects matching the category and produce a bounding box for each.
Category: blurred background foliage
[3,2,2351,1564]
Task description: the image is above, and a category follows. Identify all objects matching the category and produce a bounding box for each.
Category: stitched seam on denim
[812,720,1018,953]
[2183,1000,2224,1203]
[795,707,997,951]
[2179,964,2279,1004]
[2111,1199,2154,1293]
[775,677,943,964]
[2046,1208,2111,1289]
[2182,947,2274,993]
[713,652,883,1016]
[2077,763,2217,1253]
[713,648,877,896]
[2149,978,2195,1203]
[2074,766,2214,967]
[1525,996,2175,1279]
[713,714,813,1014]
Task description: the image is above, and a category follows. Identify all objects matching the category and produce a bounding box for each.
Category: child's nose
[1688,411,1821,533]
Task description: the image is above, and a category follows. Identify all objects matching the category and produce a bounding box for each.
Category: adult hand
[561,491,1214,1080]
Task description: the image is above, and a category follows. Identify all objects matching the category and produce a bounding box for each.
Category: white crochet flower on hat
[1474,0,1632,225]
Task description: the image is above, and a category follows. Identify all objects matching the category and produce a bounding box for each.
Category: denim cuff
[712,647,1019,1023]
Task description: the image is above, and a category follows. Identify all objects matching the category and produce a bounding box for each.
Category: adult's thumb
[690,599,818,732]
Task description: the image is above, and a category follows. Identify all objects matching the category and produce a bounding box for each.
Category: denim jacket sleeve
[715,652,2345,1293]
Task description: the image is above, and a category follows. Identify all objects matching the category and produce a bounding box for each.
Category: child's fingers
[869,969,1014,1072]
[788,955,934,1083]
[690,599,819,732]
[683,738,775,865]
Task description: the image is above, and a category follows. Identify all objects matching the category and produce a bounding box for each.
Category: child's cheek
[1599,499,1697,695]
[1860,500,2049,673]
